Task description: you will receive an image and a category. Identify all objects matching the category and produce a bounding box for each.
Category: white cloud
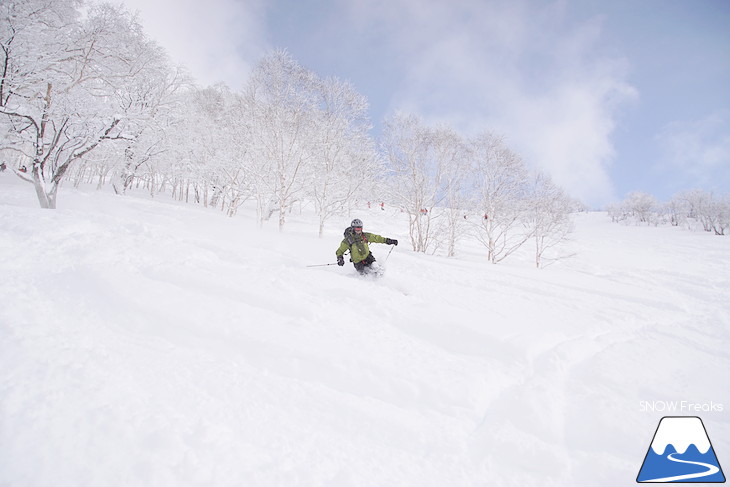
[119,0,269,88]
[346,0,637,207]
[655,114,730,190]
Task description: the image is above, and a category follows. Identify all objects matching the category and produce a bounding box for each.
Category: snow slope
[1,173,729,486]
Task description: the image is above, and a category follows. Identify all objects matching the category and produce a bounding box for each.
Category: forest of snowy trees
[607,189,729,236]
[1,0,725,270]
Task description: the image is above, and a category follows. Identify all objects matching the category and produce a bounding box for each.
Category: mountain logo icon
[637,416,726,483]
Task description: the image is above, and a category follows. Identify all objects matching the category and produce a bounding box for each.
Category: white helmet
[351,218,363,228]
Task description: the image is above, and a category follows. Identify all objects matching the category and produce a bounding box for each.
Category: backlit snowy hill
[1,173,729,486]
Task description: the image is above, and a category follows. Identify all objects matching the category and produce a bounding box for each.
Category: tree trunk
[31,165,56,209]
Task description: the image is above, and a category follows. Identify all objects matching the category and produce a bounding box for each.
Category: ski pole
[306,262,339,267]
[385,245,395,262]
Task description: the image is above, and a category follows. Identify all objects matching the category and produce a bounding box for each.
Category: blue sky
[121,0,729,208]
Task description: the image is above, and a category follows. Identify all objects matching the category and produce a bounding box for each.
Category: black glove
[386,238,398,246]
[337,255,345,266]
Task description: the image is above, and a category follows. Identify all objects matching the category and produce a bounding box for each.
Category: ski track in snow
[1,174,729,487]
[641,453,720,482]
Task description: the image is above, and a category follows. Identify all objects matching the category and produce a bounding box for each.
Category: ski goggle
[354,226,363,231]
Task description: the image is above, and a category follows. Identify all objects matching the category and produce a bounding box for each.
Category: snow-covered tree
[110,62,190,197]
[605,202,627,223]
[382,114,465,253]
[609,189,728,236]
[526,172,574,268]
[711,196,730,236]
[428,126,469,257]
[674,189,727,234]
[469,132,531,263]
[310,76,378,237]
[382,113,428,251]
[242,50,321,229]
[163,84,246,211]
[0,0,172,208]
[663,196,686,227]
[622,191,659,225]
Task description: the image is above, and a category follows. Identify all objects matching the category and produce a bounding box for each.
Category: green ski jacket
[336,231,387,264]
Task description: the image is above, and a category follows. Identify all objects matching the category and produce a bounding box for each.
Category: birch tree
[243,50,320,229]
[382,114,428,251]
[383,114,462,253]
[431,126,469,257]
[469,132,531,263]
[526,172,574,268]
[310,77,377,237]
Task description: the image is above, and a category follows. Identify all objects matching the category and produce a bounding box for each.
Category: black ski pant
[353,253,376,274]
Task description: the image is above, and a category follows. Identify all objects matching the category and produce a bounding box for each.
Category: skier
[336,219,398,275]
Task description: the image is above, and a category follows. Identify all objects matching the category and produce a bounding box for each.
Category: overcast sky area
[119,0,729,208]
